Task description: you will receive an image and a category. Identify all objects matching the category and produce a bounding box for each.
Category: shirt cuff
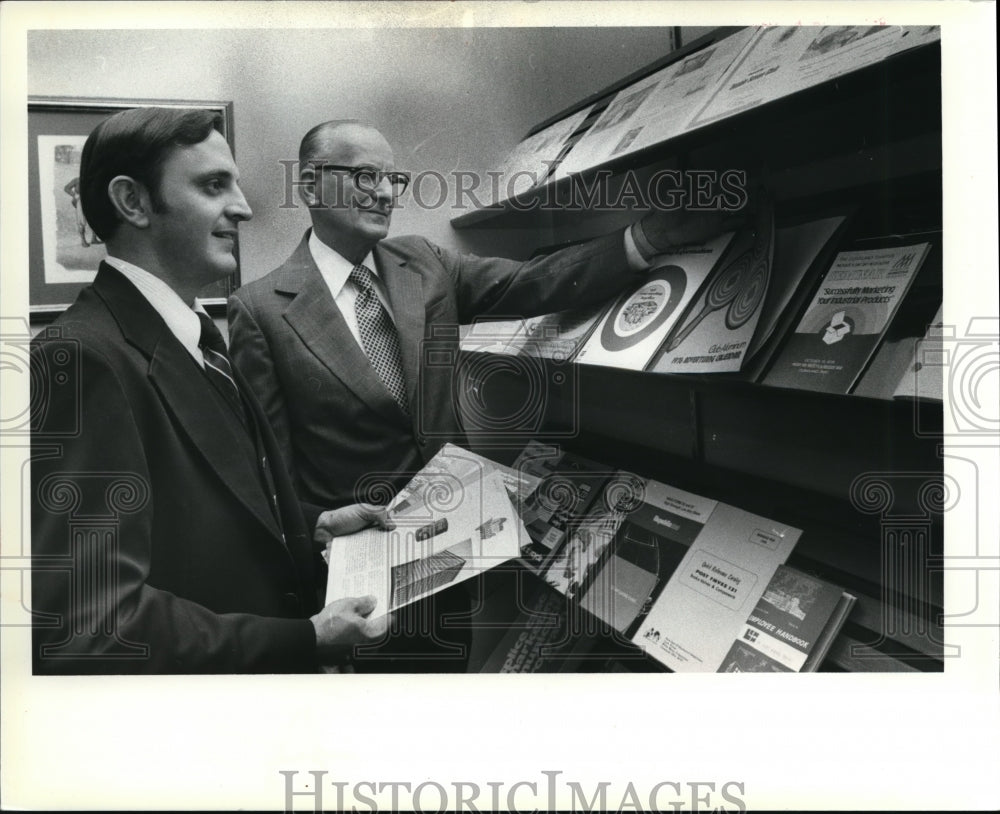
[624,223,655,270]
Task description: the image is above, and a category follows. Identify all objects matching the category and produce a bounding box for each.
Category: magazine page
[631,503,801,672]
[390,442,536,550]
[575,231,736,370]
[325,466,520,615]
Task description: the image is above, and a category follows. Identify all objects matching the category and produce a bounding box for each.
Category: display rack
[450,28,945,672]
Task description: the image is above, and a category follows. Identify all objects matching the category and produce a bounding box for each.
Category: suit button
[417,436,426,446]
[282,592,301,613]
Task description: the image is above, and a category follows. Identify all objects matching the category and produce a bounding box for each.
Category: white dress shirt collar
[103,255,208,366]
[308,230,378,297]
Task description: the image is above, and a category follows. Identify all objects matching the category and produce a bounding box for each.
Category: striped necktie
[197,312,246,423]
[350,263,409,414]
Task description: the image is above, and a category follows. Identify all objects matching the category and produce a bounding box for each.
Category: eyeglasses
[318,164,410,195]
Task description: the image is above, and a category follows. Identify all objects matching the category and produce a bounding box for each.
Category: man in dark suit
[228,121,728,510]
[31,107,388,674]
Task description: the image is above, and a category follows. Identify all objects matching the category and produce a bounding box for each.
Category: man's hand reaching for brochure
[313,501,396,545]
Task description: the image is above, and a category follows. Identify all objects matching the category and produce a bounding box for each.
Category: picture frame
[27,96,238,323]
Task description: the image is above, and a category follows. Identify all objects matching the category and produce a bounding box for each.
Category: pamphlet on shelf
[488,107,593,205]
[689,26,940,130]
[893,305,945,401]
[511,442,612,573]
[540,470,644,599]
[575,231,736,370]
[762,241,931,394]
[718,564,856,672]
[631,503,801,672]
[555,27,755,179]
[741,212,850,380]
[518,301,611,361]
[851,336,921,400]
[580,476,718,635]
[648,201,775,374]
[325,446,522,614]
[459,317,529,355]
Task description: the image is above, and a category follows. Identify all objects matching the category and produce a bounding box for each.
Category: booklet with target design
[649,202,775,374]
[574,231,736,370]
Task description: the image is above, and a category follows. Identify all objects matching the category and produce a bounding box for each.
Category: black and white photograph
[1,2,997,812]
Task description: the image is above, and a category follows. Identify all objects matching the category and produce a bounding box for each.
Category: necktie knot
[197,312,230,359]
[350,264,377,298]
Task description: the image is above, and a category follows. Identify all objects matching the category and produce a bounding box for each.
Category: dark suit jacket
[31,265,322,674]
[228,230,637,508]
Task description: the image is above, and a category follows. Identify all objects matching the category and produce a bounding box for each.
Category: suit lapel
[373,242,425,410]
[277,233,414,423]
[94,266,284,543]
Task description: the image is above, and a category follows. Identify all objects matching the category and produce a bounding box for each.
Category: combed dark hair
[79,107,223,240]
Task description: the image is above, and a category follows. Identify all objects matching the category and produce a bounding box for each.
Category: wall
[29,27,684,284]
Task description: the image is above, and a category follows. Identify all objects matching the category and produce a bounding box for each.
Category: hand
[311,595,391,660]
[634,209,744,257]
[313,502,396,545]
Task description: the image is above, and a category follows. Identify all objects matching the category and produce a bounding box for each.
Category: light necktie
[197,312,246,423]
[350,263,409,414]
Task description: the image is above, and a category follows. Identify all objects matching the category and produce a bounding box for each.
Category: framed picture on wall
[27,96,238,322]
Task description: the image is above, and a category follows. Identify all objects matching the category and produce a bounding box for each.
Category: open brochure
[324,446,523,615]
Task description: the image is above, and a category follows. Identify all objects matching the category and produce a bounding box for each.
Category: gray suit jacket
[228,230,636,508]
